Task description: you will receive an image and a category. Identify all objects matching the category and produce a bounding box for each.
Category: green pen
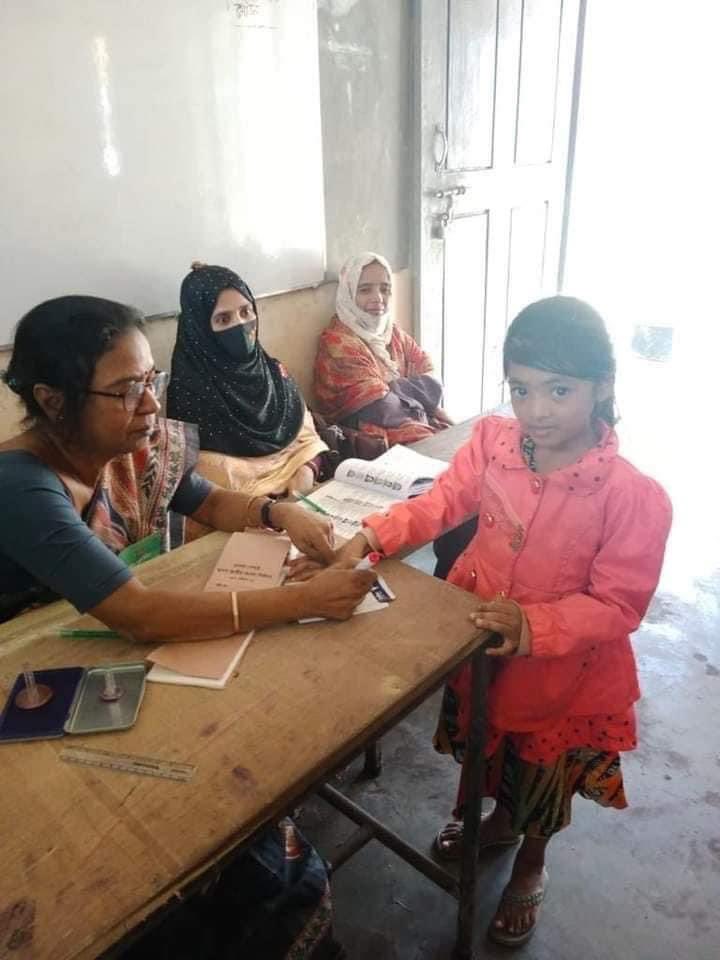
[59,628,121,639]
[295,493,330,517]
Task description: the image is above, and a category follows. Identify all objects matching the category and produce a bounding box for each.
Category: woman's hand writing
[298,563,376,620]
[285,556,326,582]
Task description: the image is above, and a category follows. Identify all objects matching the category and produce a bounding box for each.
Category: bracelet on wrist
[244,494,264,529]
[308,460,320,482]
[260,497,284,532]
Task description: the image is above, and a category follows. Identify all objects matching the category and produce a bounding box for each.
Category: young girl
[324,296,672,946]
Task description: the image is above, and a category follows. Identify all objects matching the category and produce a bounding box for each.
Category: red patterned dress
[313,316,445,448]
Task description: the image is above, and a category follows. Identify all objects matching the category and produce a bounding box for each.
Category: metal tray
[64,662,146,735]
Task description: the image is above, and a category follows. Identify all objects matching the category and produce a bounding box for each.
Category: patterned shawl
[86,418,198,552]
[0,418,197,622]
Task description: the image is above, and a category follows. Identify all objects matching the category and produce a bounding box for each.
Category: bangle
[260,498,284,532]
[307,457,321,482]
[231,591,239,634]
[244,494,264,529]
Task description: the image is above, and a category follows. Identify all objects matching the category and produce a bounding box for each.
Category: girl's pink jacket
[364,416,672,733]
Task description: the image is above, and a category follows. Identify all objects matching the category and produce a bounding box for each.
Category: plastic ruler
[59,745,196,782]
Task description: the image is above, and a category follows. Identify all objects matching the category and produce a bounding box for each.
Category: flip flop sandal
[487,868,549,947]
[433,821,522,862]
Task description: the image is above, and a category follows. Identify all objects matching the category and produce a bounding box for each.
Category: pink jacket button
[531,477,542,493]
[483,513,495,527]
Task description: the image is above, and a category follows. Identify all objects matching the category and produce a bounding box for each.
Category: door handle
[433,124,448,172]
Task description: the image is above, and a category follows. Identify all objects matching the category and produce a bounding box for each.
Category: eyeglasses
[86,371,170,413]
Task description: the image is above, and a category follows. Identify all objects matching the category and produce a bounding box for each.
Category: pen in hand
[295,493,330,516]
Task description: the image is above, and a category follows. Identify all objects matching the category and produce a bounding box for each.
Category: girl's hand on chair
[470,600,527,657]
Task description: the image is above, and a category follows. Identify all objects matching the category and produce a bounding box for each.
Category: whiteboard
[0,0,326,345]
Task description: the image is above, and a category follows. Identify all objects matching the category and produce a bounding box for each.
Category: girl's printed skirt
[484,738,628,839]
[435,684,631,839]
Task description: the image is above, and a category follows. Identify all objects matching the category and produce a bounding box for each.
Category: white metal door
[416,0,582,419]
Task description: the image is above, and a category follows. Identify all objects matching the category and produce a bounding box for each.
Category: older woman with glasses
[0,297,359,957]
[0,295,374,632]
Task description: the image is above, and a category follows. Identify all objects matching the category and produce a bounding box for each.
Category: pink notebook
[146,532,290,689]
[146,632,255,688]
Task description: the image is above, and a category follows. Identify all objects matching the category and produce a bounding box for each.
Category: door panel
[416,0,581,417]
[506,201,549,323]
[515,0,564,165]
[447,0,499,171]
[442,212,489,419]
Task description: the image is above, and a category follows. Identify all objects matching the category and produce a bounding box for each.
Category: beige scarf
[335,251,399,377]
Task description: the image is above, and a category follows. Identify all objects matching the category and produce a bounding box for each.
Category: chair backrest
[0,270,413,442]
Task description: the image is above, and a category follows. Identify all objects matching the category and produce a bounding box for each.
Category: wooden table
[0,529,488,960]
[411,415,480,461]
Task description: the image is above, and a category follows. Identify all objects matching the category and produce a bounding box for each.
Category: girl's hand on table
[285,531,373,582]
[470,599,529,657]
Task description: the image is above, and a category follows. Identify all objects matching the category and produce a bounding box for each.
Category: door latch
[432,186,467,199]
[431,211,450,240]
[430,185,467,240]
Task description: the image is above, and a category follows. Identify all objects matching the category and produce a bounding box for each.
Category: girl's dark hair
[3,295,144,435]
[503,295,617,425]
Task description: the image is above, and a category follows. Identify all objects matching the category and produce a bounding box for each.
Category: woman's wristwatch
[260,497,284,532]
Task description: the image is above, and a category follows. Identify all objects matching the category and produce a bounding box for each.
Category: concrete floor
[298,339,720,959]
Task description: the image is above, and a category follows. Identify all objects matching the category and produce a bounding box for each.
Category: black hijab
[167,265,305,457]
